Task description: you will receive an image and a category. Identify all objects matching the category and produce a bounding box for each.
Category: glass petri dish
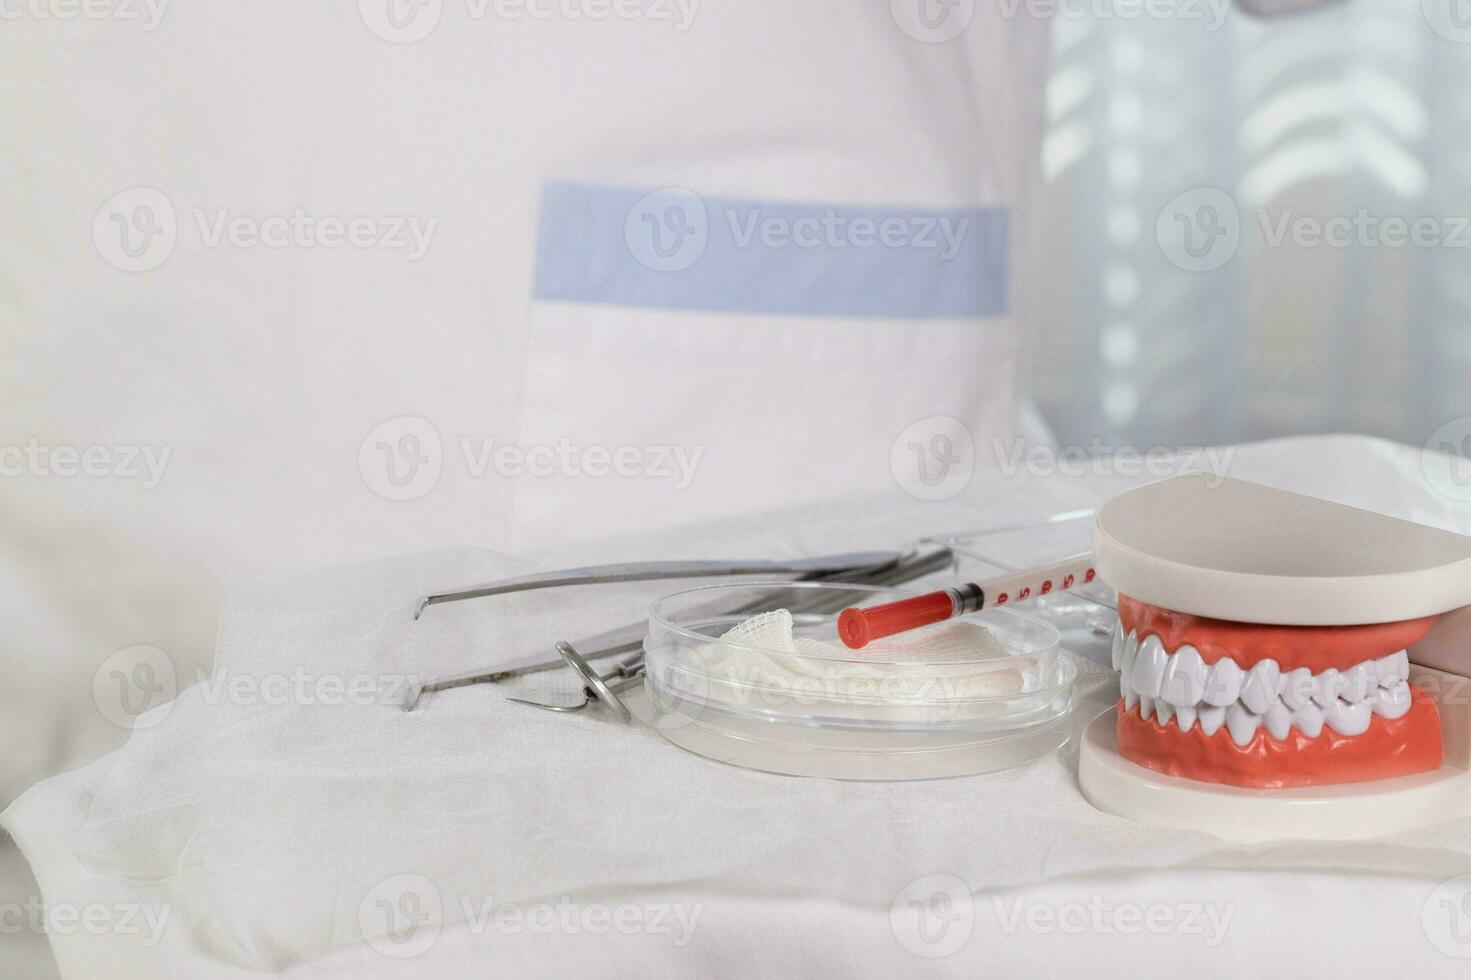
[640,582,1077,780]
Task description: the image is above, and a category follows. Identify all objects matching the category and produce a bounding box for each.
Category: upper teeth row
[1111,624,1413,744]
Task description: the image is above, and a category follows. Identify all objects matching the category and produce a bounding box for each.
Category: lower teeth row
[1112,625,1413,744]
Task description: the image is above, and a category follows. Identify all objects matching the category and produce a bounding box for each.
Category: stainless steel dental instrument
[401,550,906,708]
[413,552,904,620]
[402,545,954,714]
[478,546,958,718]
[503,642,645,721]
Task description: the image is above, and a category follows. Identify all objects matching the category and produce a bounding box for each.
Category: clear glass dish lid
[639,582,1077,781]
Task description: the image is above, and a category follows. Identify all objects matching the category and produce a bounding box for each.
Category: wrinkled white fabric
[8,437,1471,979]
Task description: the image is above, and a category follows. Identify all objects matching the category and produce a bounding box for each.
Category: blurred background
[1033,0,1471,449]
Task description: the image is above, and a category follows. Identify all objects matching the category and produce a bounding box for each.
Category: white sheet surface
[9,435,1471,978]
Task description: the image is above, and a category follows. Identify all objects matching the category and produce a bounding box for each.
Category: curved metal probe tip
[401,672,502,711]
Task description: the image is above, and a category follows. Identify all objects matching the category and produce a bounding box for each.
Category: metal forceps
[503,642,646,722]
[404,546,954,718]
[405,550,911,713]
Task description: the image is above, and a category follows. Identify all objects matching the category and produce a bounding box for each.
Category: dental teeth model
[1109,598,1440,787]
[1088,473,1471,794]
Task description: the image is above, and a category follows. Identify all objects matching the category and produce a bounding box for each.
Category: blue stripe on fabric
[533,182,1007,318]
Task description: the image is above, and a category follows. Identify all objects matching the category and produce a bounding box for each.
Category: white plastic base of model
[1078,707,1471,843]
